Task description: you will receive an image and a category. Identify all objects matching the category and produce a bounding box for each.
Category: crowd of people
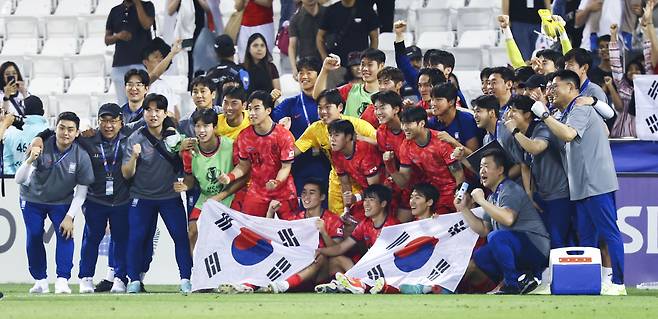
[3,0,654,297]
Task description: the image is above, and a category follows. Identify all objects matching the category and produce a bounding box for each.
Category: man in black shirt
[206,34,250,106]
[503,0,551,61]
[105,0,155,105]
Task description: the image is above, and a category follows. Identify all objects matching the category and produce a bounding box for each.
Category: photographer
[1,61,30,116]
[1,96,47,175]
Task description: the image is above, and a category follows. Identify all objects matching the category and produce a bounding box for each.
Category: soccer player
[265,179,344,293]
[178,76,222,139]
[505,95,574,249]
[216,85,251,139]
[360,66,405,127]
[329,119,384,223]
[122,69,150,124]
[416,68,446,110]
[315,184,399,293]
[218,91,298,219]
[121,93,192,294]
[427,83,480,153]
[174,108,245,253]
[15,112,94,294]
[531,70,626,295]
[456,149,549,295]
[294,88,377,215]
[388,107,463,214]
[313,49,386,117]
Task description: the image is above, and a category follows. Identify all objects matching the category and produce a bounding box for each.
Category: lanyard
[491,178,508,205]
[99,138,121,174]
[580,79,590,93]
[51,140,72,168]
[561,95,580,122]
[300,93,311,127]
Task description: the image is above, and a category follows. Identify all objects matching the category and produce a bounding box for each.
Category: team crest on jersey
[207,167,219,184]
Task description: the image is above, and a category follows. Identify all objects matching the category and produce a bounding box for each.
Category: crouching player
[455,149,550,294]
[174,108,246,253]
[263,179,345,293]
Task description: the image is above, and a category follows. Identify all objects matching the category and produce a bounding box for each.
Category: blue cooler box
[550,247,601,295]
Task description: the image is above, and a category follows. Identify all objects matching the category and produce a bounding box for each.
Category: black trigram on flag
[367,265,385,280]
[427,259,451,281]
[267,257,292,281]
[277,228,300,247]
[214,213,233,231]
[648,81,658,100]
[386,232,410,250]
[448,220,467,237]
[646,114,658,134]
[204,252,221,278]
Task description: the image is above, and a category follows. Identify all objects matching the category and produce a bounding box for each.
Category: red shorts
[242,194,299,220]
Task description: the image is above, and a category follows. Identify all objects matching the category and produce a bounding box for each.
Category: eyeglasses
[126,82,145,89]
[99,119,122,125]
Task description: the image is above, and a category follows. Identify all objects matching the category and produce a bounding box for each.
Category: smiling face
[626,62,642,81]
[98,115,122,140]
[479,155,504,190]
[363,194,386,218]
[329,131,351,152]
[537,56,557,75]
[508,106,531,127]
[409,190,433,218]
[125,75,148,104]
[194,120,215,144]
[247,98,271,126]
[473,106,495,129]
[418,75,433,102]
[298,67,318,92]
[551,77,578,108]
[55,120,79,148]
[222,96,245,121]
[487,73,511,98]
[430,97,452,117]
[317,98,343,124]
[378,77,402,93]
[301,183,325,211]
[360,58,384,83]
[401,120,424,140]
[192,84,215,109]
[564,58,587,81]
[144,102,166,129]
[249,37,267,62]
[374,101,399,125]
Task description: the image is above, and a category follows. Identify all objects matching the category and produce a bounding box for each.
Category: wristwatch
[540,111,550,120]
[589,97,598,106]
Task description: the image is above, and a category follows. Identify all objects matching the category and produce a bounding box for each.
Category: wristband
[354,193,363,202]
[227,172,236,183]
[2,97,9,101]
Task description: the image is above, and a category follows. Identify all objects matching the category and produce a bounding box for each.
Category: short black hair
[247,90,274,109]
[597,35,611,46]
[412,182,439,211]
[303,178,328,196]
[471,94,500,114]
[536,49,563,65]
[142,93,168,111]
[363,184,393,209]
[480,67,494,81]
[377,66,405,84]
[328,119,355,139]
[514,66,535,83]
[142,37,171,61]
[296,56,322,74]
[563,48,593,70]
[424,49,455,69]
[400,106,428,125]
[417,68,447,86]
[371,90,403,109]
[57,111,81,130]
[191,75,216,92]
[223,85,246,102]
[317,88,345,108]
[545,71,558,83]
[490,66,515,82]
[481,148,510,175]
[553,69,581,90]
[509,95,536,116]
[360,48,386,64]
[191,108,219,126]
[124,69,150,86]
[431,82,458,104]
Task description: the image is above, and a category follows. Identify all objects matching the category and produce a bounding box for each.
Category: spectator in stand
[344,52,364,86]
[502,0,552,61]
[317,0,379,63]
[574,0,604,51]
[1,96,48,175]
[206,34,251,105]
[142,38,181,121]
[513,66,536,95]
[366,0,394,32]
[480,67,494,94]
[242,33,281,95]
[588,35,612,88]
[122,69,150,124]
[620,0,643,50]
[236,0,275,63]
[553,0,585,48]
[106,0,155,105]
[1,61,29,116]
[288,0,327,77]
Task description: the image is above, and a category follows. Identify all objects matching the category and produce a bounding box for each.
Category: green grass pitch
[1,284,657,318]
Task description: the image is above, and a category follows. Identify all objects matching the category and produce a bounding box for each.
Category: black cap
[98,103,122,118]
[347,51,362,67]
[519,74,547,89]
[214,34,236,58]
[406,45,422,60]
[24,95,45,116]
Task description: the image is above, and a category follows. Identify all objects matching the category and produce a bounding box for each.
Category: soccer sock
[105,268,115,282]
[602,267,613,283]
[140,272,146,282]
[285,274,302,289]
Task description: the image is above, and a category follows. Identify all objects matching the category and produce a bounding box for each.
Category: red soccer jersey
[236,123,297,200]
[360,104,379,128]
[417,99,430,110]
[350,213,399,248]
[332,140,384,189]
[399,129,457,213]
[296,209,344,248]
[376,123,405,154]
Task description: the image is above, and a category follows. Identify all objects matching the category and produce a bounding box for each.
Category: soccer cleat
[495,273,538,295]
[110,278,126,293]
[29,279,50,294]
[369,277,386,294]
[268,281,289,294]
[79,277,94,294]
[529,280,551,295]
[218,283,254,294]
[94,279,113,292]
[335,273,365,294]
[601,282,627,296]
[127,281,141,294]
[140,282,147,293]
[314,281,341,293]
[54,278,71,294]
[180,279,192,295]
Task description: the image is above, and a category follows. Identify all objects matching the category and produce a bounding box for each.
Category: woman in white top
[1,61,30,116]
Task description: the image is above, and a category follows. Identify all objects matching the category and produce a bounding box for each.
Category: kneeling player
[263,179,345,293]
